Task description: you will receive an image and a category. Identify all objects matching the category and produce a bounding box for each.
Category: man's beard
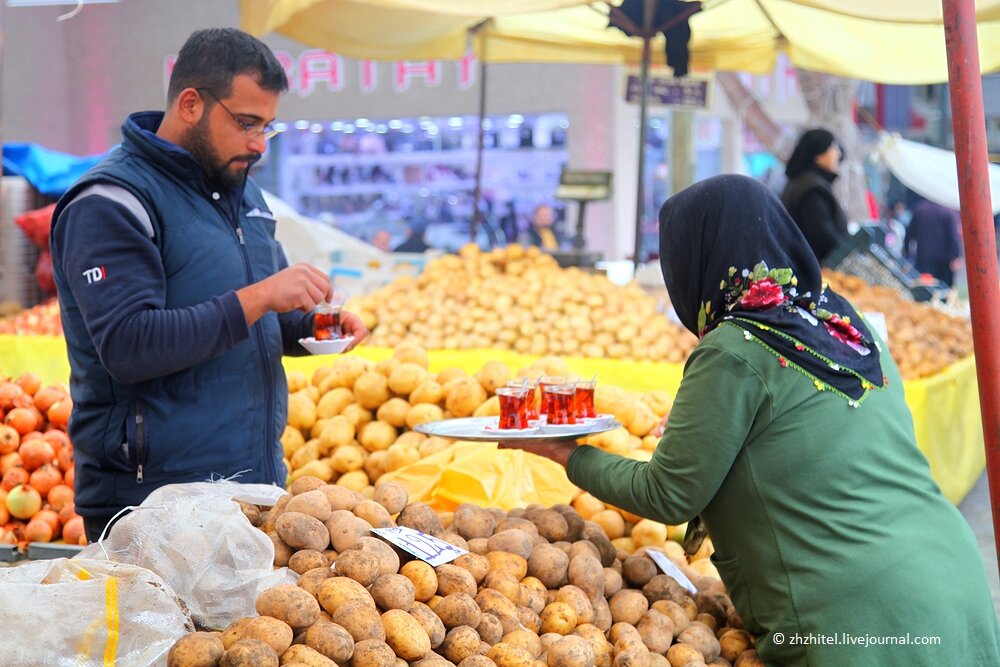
[183,116,259,191]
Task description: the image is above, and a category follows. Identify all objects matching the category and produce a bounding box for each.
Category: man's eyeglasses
[197,88,280,140]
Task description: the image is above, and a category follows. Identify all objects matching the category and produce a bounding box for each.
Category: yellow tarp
[0,334,983,504]
[241,0,1000,84]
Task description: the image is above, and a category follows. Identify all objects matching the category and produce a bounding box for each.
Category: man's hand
[340,311,369,351]
[497,438,578,467]
[237,263,332,326]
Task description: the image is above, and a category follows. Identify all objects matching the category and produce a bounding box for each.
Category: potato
[572,624,613,667]
[487,551,528,580]
[340,404,373,430]
[358,420,397,452]
[397,502,444,535]
[370,573,416,612]
[651,600,691,635]
[475,611,503,645]
[550,505,585,542]
[373,482,408,515]
[319,416,356,452]
[445,379,488,417]
[353,372,391,409]
[603,568,623,598]
[546,634,596,667]
[458,657,495,667]
[409,380,444,405]
[405,403,445,429]
[240,616,294,655]
[566,553,604,600]
[734,649,765,666]
[636,609,674,655]
[221,618,254,650]
[451,504,496,540]
[433,592,481,629]
[642,575,691,608]
[331,599,386,643]
[487,642,536,667]
[326,510,370,552]
[554,586,594,626]
[351,499,393,529]
[540,601,577,635]
[221,638,278,667]
[280,643,337,666]
[335,550,381,587]
[529,510,569,543]
[393,343,429,368]
[276,512,330,552]
[317,387,355,420]
[352,535,400,577]
[256,585,321,629]
[168,631,225,667]
[667,642,705,667]
[475,587,518,618]
[350,639,396,667]
[266,532,294,568]
[496,517,539,537]
[317,576,375,615]
[296,567,335,599]
[382,608,432,661]
[483,530,532,562]
[718,629,753,663]
[389,363,429,396]
[435,563,478,598]
[376,397,411,428]
[335,470,370,492]
[677,623,721,662]
[409,601,446,649]
[385,442,421,471]
[518,582,547,616]
[622,554,657,588]
[441,625,482,664]
[528,544,569,589]
[606,589,648,626]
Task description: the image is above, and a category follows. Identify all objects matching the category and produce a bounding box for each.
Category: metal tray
[414,416,621,442]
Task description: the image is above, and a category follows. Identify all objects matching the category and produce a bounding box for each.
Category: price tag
[371,527,467,567]
[647,549,698,595]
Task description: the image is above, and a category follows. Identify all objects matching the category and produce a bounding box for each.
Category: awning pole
[942,0,1000,575]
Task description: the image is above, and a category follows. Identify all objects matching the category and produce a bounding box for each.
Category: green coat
[568,323,1000,665]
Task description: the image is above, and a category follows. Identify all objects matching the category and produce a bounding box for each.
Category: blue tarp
[2,143,109,197]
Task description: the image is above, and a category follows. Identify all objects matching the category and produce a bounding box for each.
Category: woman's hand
[497,438,578,467]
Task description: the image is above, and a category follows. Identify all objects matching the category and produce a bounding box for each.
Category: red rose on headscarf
[739,278,785,310]
[824,314,863,345]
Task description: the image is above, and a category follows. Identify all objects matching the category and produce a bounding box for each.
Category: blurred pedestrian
[903,197,963,286]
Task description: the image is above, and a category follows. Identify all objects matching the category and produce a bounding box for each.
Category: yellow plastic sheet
[1,335,984,504]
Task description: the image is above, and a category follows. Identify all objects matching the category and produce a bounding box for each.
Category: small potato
[405,403,445,429]
[409,601,446,649]
[409,380,443,405]
[350,639,396,667]
[486,529,534,560]
[547,634,596,667]
[622,554,657,588]
[269,533,294,569]
[502,629,542,657]
[554,586,594,626]
[529,510,569,543]
[389,362,429,396]
[719,629,754,663]
[475,611,503,645]
[289,550,329,575]
[567,553,604,601]
[651,600,691,635]
[396,503,444,535]
[487,551,528,580]
[353,372,391,410]
[373,482,408,515]
[377,397,412,428]
[452,553,489,585]
[516,604,542,634]
[256,585,322,629]
[476,586,519,619]
[572,624,613,667]
[608,589,648,626]
[528,544,569,589]
[518,582,547,616]
[677,622,721,662]
[441,625,482,664]
[353,499,394,528]
[168,632,224,667]
[281,643,337,666]
[221,618,253,650]
[320,485,361,512]
[334,550,381,587]
[636,609,674,655]
[540,601,577,635]
[433,592,482,629]
[326,510,370,553]
[220,639,279,667]
[331,599,386,643]
[667,642,705,667]
[241,616,294,655]
[435,563,478,598]
[317,576,376,615]
[359,420,397,452]
[276,512,331,552]
[401,560,438,602]
[382,608,432,661]
[453,504,497,540]
[604,568,623,598]
[297,565,337,597]
[353,536,401,577]
[371,573,416,611]
[458,657,495,667]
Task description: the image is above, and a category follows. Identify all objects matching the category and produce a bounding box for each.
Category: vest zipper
[134,401,146,484]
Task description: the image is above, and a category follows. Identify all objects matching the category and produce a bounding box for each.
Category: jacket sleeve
[566,342,770,525]
[797,191,844,262]
[273,240,316,356]
[52,195,250,385]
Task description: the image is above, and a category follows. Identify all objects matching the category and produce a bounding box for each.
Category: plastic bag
[14,203,55,249]
[35,249,55,294]
[381,441,579,512]
[78,480,296,630]
[0,558,193,666]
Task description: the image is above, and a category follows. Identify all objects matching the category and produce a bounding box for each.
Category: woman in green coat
[503,175,1000,665]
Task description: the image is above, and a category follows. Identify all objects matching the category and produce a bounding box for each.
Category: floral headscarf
[659,174,884,403]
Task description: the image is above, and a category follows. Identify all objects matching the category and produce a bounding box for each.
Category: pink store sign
[164,49,478,97]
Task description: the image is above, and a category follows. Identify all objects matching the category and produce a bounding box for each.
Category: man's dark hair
[167,28,288,103]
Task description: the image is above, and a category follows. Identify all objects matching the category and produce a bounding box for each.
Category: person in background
[50,28,368,542]
[903,196,963,286]
[371,229,392,252]
[524,203,563,251]
[500,175,1000,666]
[780,128,850,264]
[393,220,430,253]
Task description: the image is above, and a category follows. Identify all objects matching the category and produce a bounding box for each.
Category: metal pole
[942,0,1000,574]
[470,49,488,243]
[632,0,656,269]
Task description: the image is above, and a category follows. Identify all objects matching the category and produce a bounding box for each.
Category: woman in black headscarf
[501,175,1000,666]
[781,128,850,263]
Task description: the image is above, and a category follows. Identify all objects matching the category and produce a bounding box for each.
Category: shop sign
[164,50,478,98]
[625,74,711,109]
[371,526,467,566]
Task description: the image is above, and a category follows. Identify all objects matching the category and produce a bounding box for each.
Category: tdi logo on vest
[83,266,107,284]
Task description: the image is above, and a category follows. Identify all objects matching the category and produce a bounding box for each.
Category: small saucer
[298,336,355,355]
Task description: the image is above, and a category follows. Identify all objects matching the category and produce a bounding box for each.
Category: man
[903,197,963,287]
[50,29,368,542]
[393,220,430,253]
[524,203,564,251]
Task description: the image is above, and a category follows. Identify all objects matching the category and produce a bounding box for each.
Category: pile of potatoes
[349,244,698,363]
[167,476,762,667]
[823,270,973,379]
[281,344,675,492]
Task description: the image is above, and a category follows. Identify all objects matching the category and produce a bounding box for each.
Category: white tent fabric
[875,133,1000,214]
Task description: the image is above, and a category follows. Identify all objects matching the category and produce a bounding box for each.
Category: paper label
[647,549,698,595]
[371,526,467,566]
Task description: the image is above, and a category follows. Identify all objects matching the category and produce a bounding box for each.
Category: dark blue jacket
[51,111,312,520]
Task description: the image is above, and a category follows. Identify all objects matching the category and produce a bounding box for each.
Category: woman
[781,129,850,264]
[503,175,1000,665]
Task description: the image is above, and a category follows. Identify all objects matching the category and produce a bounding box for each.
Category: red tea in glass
[496,387,530,429]
[545,385,577,425]
[539,376,568,419]
[573,382,596,419]
[508,380,540,421]
[314,303,343,340]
